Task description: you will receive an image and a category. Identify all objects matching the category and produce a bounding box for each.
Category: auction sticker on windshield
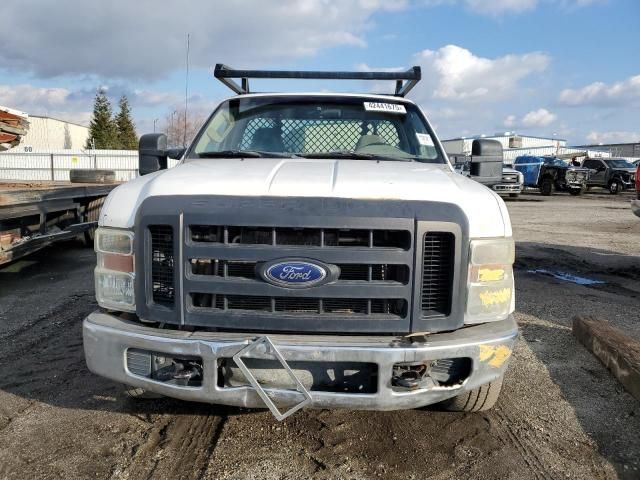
[363,102,406,114]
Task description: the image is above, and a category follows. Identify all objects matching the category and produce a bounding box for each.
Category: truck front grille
[501,172,519,184]
[149,225,175,305]
[190,259,410,283]
[421,232,455,316]
[139,196,463,334]
[190,225,411,249]
[190,294,407,317]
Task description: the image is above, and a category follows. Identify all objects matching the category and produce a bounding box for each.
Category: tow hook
[156,361,202,386]
[392,362,432,390]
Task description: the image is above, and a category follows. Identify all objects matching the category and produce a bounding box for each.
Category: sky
[0,0,638,145]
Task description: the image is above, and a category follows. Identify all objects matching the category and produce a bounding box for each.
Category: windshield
[606,159,634,168]
[543,157,567,167]
[188,96,443,163]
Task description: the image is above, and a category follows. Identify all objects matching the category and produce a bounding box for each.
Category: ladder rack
[213,64,421,97]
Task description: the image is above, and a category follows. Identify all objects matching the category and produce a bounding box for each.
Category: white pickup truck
[83,65,517,420]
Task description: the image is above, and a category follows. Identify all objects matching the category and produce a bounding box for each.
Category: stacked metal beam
[0,106,29,151]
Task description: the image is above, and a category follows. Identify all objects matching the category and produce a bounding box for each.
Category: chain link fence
[0,149,180,182]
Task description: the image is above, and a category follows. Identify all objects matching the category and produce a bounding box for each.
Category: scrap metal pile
[0,106,29,151]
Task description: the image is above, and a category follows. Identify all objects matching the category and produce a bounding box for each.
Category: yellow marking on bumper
[478,344,512,368]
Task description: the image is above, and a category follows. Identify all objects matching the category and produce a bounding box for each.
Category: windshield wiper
[299,151,412,162]
[197,150,289,158]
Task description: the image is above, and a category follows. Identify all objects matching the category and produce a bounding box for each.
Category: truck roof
[218,91,419,105]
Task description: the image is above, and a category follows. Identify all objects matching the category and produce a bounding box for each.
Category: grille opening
[336,263,409,283]
[189,225,411,249]
[421,232,455,317]
[150,225,175,306]
[190,293,407,317]
[430,358,472,387]
[190,259,409,284]
[218,358,378,394]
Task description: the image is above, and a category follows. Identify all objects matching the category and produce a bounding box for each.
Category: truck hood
[100,158,511,238]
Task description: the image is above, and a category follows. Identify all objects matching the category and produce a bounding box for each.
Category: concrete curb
[572,316,640,401]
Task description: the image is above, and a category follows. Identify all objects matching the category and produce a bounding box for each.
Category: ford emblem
[259,259,337,288]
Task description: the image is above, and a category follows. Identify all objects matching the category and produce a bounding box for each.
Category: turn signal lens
[465,238,515,325]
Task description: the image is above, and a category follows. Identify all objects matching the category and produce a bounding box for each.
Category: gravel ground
[0,190,638,480]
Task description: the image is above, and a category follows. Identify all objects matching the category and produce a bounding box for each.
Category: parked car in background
[452,157,523,198]
[632,161,640,217]
[582,158,637,194]
[514,155,590,196]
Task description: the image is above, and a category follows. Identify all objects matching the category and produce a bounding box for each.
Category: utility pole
[153,118,159,133]
[184,33,190,147]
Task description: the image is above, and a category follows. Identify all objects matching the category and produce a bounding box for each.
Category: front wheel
[539,178,554,196]
[609,179,621,195]
[439,377,503,412]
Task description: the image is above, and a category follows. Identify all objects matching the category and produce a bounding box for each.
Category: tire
[539,178,554,196]
[82,197,105,246]
[69,169,116,184]
[608,179,620,195]
[439,377,503,412]
[124,385,164,399]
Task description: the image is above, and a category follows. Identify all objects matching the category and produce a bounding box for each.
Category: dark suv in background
[583,158,637,194]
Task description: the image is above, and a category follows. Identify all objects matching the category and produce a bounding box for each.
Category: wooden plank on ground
[573,316,640,401]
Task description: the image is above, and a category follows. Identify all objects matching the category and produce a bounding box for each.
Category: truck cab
[83,66,517,420]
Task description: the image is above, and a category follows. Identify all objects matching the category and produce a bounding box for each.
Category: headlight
[465,238,515,324]
[94,228,135,312]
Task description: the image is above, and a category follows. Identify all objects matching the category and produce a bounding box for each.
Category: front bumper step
[83,311,518,419]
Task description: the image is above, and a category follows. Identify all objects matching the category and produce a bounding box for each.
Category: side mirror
[469,139,503,185]
[139,133,168,176]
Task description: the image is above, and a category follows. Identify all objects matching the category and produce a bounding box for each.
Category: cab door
[585,159,606,186]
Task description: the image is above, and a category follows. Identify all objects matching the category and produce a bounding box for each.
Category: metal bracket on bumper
[232,336,313,421]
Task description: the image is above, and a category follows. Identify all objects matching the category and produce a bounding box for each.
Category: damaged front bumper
[83,311,518,414]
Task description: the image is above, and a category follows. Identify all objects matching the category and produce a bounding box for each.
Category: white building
[441,132,566,156]
[10,115,89,152]
[441,132,609,164]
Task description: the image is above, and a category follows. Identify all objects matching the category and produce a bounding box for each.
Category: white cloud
[463,0,605,15]
[503,115,517,128]
[0,0,410,80]
[522,108,557,127]
[412,45,549,102]
[586,131,640,144]
[0,83,188,126]
[465,0,537,15]
[558,74,640,107]
[503,108,557,128]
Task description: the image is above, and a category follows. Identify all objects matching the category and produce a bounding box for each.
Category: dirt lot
[0,190,638,480]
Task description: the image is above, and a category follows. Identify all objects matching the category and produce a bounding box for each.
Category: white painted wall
[11,116,89,151]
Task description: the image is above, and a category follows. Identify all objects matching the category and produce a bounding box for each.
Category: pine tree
[115,95,138,150]
[86,89,117,149]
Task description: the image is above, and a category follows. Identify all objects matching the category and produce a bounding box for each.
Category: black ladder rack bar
[213,64,421,97]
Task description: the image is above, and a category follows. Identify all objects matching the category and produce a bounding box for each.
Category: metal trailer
[0,181,117,265]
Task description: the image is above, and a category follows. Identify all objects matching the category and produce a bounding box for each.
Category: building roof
[29,114,89,129]
[442,133,567,143]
